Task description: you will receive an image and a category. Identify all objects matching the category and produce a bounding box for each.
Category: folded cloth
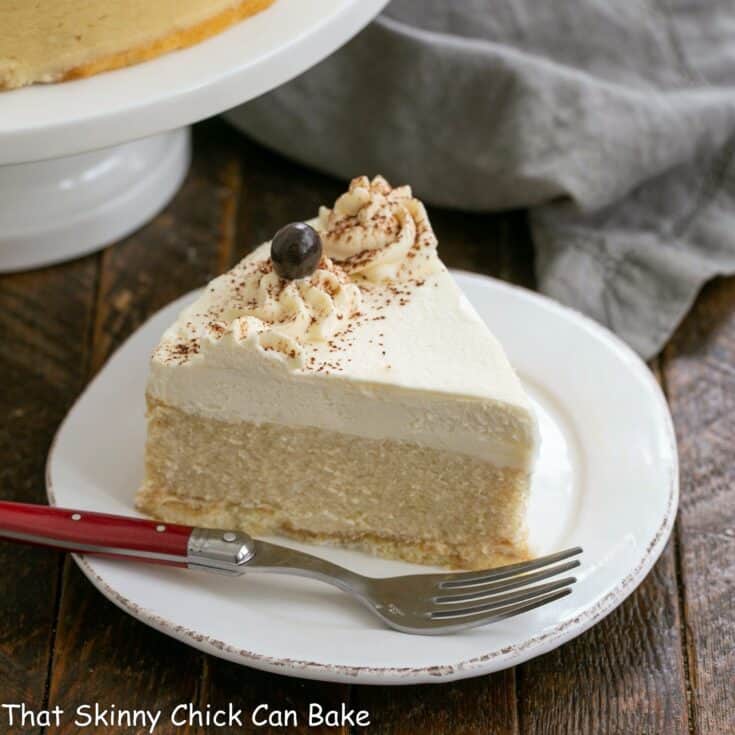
[228,0,735,358]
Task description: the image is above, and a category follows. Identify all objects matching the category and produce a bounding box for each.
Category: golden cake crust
[136,484,530,570]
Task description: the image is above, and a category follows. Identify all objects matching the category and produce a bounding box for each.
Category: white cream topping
[317,175,440,283]
[148,176,538,468]
[155,176,440,369]
[171,255,362,369]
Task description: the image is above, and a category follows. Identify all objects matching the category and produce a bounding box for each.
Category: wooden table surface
[1,120,733,735]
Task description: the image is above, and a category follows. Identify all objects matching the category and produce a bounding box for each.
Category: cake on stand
[0,0,388,272]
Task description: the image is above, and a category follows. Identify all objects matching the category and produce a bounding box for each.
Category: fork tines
[427,546,582,629]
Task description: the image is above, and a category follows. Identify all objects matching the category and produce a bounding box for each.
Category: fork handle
[0,501,255,574]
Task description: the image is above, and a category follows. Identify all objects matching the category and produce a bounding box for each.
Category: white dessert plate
[46,272,678,685]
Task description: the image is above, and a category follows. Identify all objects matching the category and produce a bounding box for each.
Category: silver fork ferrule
[187,527,256,575]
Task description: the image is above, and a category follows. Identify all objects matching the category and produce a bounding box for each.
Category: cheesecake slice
[0,0,274,90]
[137,176,538,569]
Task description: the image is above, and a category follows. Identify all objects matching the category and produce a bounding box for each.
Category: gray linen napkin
[227,0,735,357]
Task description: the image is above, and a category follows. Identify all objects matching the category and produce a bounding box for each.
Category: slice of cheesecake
[0,0,274,90]
[137,176,538,569]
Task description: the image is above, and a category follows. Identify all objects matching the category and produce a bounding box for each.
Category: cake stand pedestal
[0,130,190,271]
[0,0,388,272]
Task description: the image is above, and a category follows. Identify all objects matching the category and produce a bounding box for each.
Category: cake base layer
[137,400,531,569]
[1,0,274,90]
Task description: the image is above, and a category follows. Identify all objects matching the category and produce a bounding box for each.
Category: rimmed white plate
[47,272,678,685]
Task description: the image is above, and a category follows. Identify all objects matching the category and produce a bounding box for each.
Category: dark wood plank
[517,540,688,735]
[664,276,735,735]
[430,208,535,289]
[353,670,518,735]
[48,568,208,735]
[201,659,352,734]
[0,259,98,734]
[44,120,244,735]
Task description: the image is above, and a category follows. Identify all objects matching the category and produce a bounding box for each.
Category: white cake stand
[0,0,388,272]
